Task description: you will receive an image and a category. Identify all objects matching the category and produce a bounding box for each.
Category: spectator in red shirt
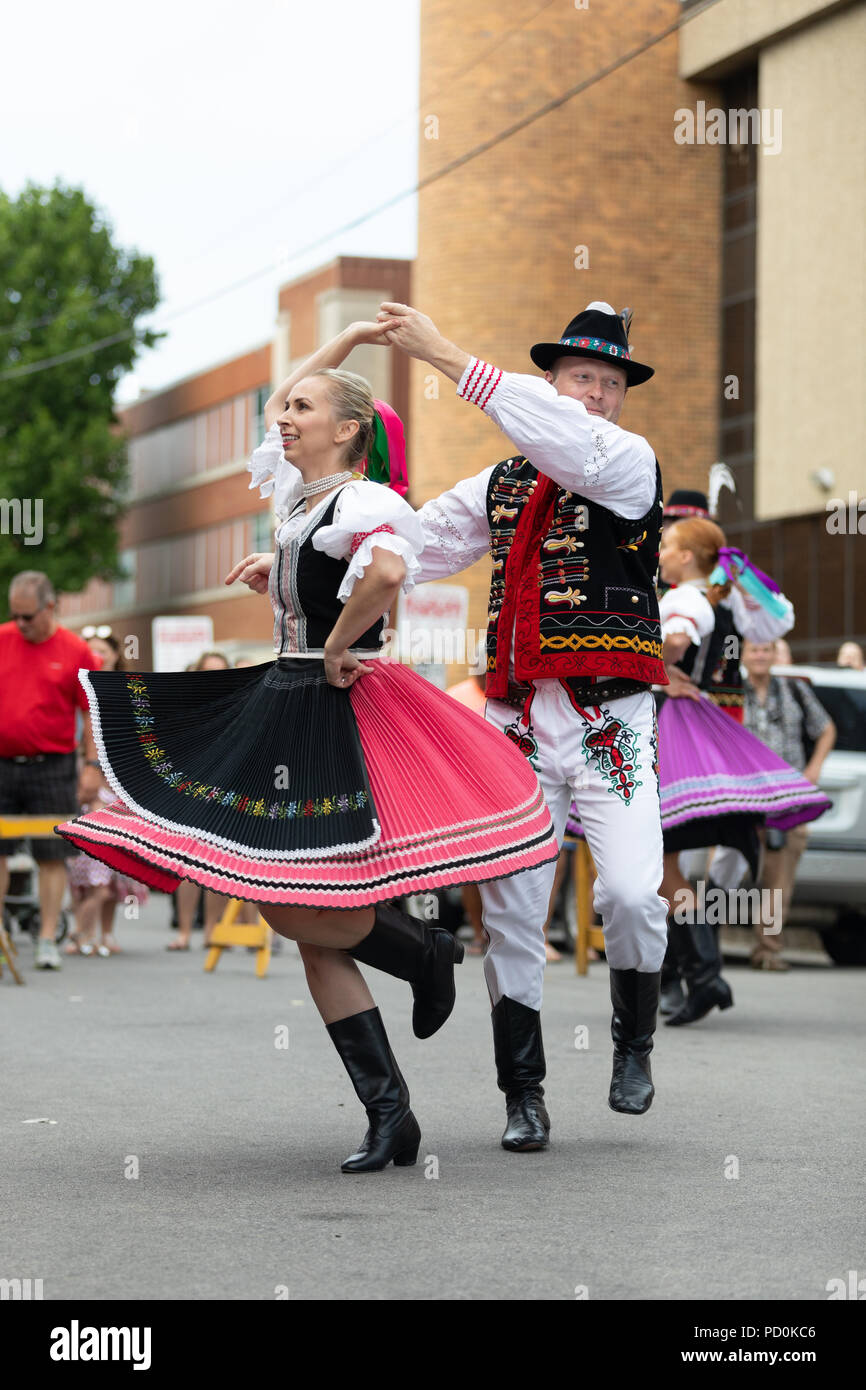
[0,571,102,970]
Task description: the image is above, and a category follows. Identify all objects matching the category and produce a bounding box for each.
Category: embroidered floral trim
[578,706,643,804]
[503,714,540,770]
[583,427,611,486]
[349,523,395,557]
[425,501,476,562]
[539,633,663,658]
[126,675,369,821]
[559,335,630,361]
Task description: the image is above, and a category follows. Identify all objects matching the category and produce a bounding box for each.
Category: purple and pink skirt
[57,659,557,908]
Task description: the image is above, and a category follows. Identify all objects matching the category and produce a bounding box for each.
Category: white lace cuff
[336,532,421,603]
[661,615,702,646]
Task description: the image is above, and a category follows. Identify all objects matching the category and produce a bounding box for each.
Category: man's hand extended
[378,303,471,383]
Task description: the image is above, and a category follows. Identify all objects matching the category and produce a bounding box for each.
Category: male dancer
[381,300,669,1149]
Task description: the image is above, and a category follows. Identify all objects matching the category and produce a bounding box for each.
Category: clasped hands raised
[317,307,443,358]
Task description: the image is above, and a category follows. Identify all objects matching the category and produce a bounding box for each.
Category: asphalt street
[2,898,864,1302]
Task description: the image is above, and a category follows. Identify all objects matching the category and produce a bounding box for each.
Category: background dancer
[381,298,671,1144]
[656,477,794,1015]
[58,320,556,1174]
[656,519,830,1025]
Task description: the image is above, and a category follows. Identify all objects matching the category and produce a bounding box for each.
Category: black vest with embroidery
[678,596,744,717]
[484,456,666,697]
[270,492,384,654]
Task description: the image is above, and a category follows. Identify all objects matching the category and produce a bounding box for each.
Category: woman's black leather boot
[326,1007,421,1173]
[346,901,464,1038]
[491,996,550,1151]
[659,934,685,1016]
[665,920,733,1026]
[608,968,661,1114]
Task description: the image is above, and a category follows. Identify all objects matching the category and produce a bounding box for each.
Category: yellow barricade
[0,814,66,839]
[204,898,273,978]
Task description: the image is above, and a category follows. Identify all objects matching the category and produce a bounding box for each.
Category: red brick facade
[60,258,411,667]
[412,0,722,637]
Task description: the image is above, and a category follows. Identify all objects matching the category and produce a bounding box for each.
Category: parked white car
[780,665,866,964]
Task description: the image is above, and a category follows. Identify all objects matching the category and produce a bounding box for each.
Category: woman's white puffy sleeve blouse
[313,480,424,603]
[248,426,424,603]
[659,583,715,647]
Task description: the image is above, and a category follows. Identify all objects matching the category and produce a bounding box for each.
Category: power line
[182,0,561,277]
[0,329,141,379]
[0,0,722,385]
[0,290,120,339]
[0,0,558,348]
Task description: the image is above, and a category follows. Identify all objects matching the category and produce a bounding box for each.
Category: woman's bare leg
[173,879,200,948]
[259,903,374,950]
[203,890,229,946]
[661,852,694,919]
[72,884,114,950]
[99,896,122,952]
[297,942,375,1024]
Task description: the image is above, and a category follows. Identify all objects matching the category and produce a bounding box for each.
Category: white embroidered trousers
[480,684,668,1011]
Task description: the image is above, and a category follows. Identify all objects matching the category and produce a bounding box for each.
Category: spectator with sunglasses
[0,571,102,969]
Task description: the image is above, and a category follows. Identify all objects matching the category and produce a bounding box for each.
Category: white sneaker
[35,939,62,970]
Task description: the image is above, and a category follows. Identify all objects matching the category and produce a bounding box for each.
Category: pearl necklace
[302,471,352,499]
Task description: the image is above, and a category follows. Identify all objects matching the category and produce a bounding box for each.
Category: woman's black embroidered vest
[678,595,744,719]
[484,457,666,696]
[270,492,384,653]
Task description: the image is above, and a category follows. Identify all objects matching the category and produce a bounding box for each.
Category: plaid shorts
[0,753,79,860]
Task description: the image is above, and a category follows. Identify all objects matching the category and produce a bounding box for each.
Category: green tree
[0,182,161,599]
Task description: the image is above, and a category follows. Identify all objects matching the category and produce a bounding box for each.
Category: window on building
[113,549,137,609]
[251,387,270,449]
[252,511,273,552]
[719,67,758,524]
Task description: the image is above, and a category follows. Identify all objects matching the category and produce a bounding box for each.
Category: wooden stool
[204,898,273,978]
[574,839,605,976]
[0,921,23,985]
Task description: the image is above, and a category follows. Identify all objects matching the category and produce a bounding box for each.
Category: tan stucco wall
[679,0,855,79]
[755,2,866,518]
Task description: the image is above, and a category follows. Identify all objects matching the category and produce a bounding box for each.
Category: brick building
[411,0,864,662]
[60,257,411,666]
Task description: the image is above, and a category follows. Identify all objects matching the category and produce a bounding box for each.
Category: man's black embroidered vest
[271,492,384,653]
[484,457,666,697]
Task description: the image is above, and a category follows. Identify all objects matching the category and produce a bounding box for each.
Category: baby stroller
[2,842,71,944]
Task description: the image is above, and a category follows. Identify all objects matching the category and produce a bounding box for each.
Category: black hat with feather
[530,301,654,386]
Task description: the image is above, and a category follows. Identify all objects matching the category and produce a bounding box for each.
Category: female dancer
[655,518,829,1024]
[58,320,557,1172]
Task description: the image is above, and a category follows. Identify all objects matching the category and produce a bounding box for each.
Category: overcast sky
[3,0,420,401]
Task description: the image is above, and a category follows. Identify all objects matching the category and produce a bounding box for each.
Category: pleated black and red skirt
[57,658,557,907]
